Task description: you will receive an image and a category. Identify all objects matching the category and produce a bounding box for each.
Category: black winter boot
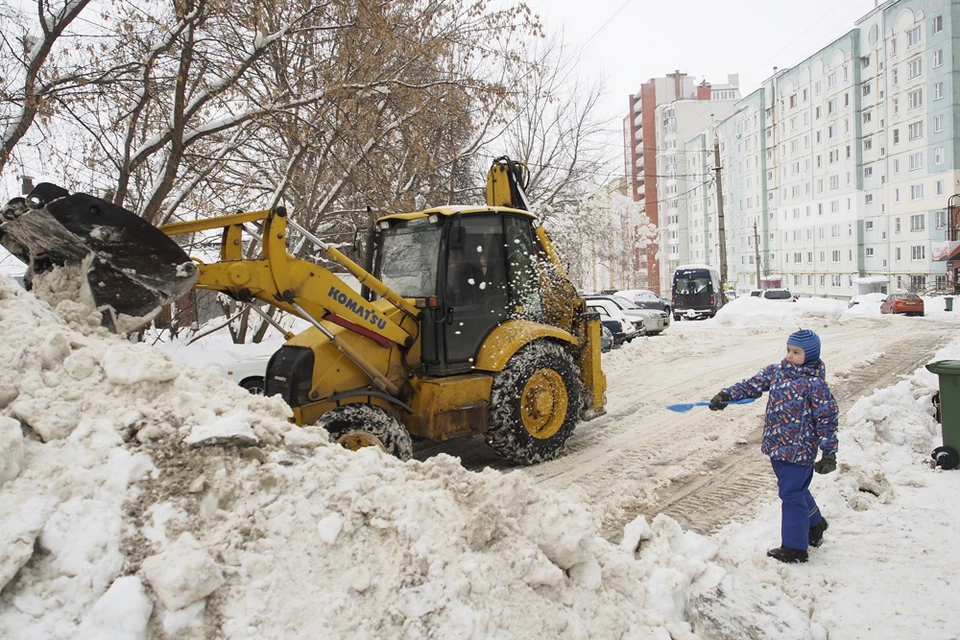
[766,546,809,563]
[809,518,829,548]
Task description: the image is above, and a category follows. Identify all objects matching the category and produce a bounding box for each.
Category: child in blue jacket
[709,329,839,563]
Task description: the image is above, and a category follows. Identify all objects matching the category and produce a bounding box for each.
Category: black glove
[709,391,730,411]
[814,453,837,474]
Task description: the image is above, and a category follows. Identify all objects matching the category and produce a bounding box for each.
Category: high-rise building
[662,0,956,298]
[623,72,740,294]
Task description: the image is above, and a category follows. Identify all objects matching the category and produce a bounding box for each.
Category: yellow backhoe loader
[0,158,606,463]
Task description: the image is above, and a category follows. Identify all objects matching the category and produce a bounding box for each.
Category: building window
[937,210,948,228]
[908,89,923,109]
[865,194,874,204]
[909,152,923,170]
[934,83,943,101]
[861,55,870,69]
[862,111,872,125]
[935,147,944,164]
[896,218,902,233]
[935,115,943,132]
[908,121,923,140]
[908,25,922,47]
[891,36,899,56]
[896,247,902,260]
[864,166,874,178]
[866,247,875,257]
[933,49,943,68]
[866,220,874,230]
[828,98,837,114]
[908,57,923,78]
[911,245,926,260]
[829,123,838,137]
[937,180,945,196]
[831,250,841,263]
[807,252,813,263]
[832,275,842,287]
[893,129,900,144]
[862,83,872,97]
[831,200,840,213]
[831,225,840,238]
[892,68,899,85]
[910,184,924,200]
[933,15,943,34]
[894,159,900,174]
[910,214,925,231]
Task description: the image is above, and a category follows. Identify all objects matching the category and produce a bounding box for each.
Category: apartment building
[624,72,740,294]
[658,0,955,298]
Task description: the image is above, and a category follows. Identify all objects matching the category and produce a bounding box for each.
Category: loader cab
[375,208,544,376]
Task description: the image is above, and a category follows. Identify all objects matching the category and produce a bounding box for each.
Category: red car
[880,293,925,316]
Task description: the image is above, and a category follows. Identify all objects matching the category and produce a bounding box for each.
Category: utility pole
[753,221,762,289]
[714,137,728,289]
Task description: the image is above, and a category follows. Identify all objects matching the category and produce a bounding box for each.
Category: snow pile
[843,292,885,316]
[713,296,847,328]
[0,271,816,639]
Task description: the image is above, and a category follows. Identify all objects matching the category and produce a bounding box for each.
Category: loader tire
[486,341,584,465]
[316,404,413,461]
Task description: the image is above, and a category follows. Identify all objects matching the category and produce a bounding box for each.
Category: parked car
[587,299,639,345]
[672,265,725,320]
[586,294,668,336]
[600,324,614,352]
[750,288,797,301]
[880,292,925,316]
[218,353,271,394]
[611,288,672,324]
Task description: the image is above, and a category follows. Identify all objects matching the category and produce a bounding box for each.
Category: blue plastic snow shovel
[666,397,757,413]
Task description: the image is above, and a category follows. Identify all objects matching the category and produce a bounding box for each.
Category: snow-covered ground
[1,272,958,639]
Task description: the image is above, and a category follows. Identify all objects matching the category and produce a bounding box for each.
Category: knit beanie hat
[787,329,821,364]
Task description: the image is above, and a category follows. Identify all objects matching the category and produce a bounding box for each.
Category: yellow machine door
[433,214,510,373]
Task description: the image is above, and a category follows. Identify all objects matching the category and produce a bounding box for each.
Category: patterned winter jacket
[723,359,839,465]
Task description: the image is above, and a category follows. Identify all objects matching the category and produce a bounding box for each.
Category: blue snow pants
[771,459,823,550]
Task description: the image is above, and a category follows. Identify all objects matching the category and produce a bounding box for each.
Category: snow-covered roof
[853,275,889,284]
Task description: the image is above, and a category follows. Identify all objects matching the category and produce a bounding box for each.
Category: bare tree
[0,0,95,175]
[495,34,614,217]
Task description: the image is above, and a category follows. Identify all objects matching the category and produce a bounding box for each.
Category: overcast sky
[525,0,882,149]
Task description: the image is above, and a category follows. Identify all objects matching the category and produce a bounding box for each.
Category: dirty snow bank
[0,271,812,639]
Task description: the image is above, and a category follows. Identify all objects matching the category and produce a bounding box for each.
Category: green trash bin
[946,296,955,312]
[926,360,960,470]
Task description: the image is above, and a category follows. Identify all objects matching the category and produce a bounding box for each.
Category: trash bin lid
[926,360,960,375]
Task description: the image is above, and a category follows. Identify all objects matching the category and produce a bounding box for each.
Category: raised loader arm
[0,184,419,397]
[159,207,421,396]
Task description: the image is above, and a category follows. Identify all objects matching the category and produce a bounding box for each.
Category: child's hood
[779,358,827,380]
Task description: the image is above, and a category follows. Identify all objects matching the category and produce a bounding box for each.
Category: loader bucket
[0,184,198,333]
